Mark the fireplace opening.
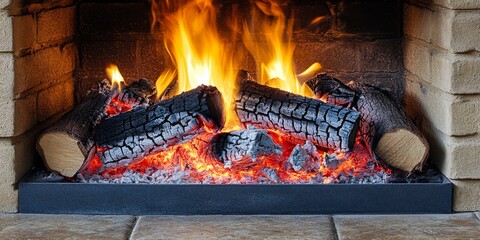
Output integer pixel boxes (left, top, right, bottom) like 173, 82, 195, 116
5, 0, 465, 214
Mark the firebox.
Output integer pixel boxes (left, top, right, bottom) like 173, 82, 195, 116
1, 0, 479, 214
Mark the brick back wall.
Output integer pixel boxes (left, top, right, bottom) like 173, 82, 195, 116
76, 0, 404, 99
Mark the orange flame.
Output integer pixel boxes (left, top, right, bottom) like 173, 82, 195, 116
80, 1, 394, 184
106, 64, 125, 92
242, 0, 321, 97
151, 0, 239, 129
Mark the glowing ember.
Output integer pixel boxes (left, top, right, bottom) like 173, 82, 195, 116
78, 0, 393, 184
81, 125, 391, 184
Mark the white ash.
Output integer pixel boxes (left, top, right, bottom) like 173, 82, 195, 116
77, 166, 391, 184
218, 127, 282, 169
323, 151, 348, 170
28, 169, 65, 182
287, 141, 321, 172
261, 167, 280, 183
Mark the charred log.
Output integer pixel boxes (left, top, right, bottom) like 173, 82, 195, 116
37, 80, 114, 177
235, 74, 361, 151
95, 85, 225, 170
191, 128, 282, 169
117, 78, 155, 105
307, 74, 429, 172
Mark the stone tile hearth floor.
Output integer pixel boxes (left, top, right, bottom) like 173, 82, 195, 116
0, 213, 479, 239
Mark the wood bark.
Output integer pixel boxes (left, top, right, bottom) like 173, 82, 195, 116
37, 80, 114, 177
116, 78, 155, 105
307, 74, 429, 172
235, 74, 361, 152
95, 85, 225, 170
190, 128, 282, 169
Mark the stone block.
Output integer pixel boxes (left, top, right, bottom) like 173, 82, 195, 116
405, 73, 480, 136
405, 3, 480, 53
404, 39, 480, 94
0, 52, 14, 100
0, 10, 12, 52
0, 99, 14, 137
403, 39, 432, 82
37, 80, 74, 122
0, 139, 16, 213
0, 215, 135, 238
37, 7, 75, 44
422, 126, 480, 179
0, 184, 16, 212
0, 53, 14, 137
12, 14, 35, 53
0, 139, 15, 186
404, 3, 432, 43
334, 213, 480, 239
451, 180, 480, 211
14, 94, 36, 136
15, 43, 76, 95
0, 0, 10, 9
131, 216, 335, 239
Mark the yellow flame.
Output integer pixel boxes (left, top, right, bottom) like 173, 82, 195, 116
155, 69, 177, 99
151, 0, 238, 129
106, 64, 125, 91
242, 0, 321, 97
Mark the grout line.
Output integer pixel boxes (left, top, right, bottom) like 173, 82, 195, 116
331, 215, 340, 240
127, 216, 139, 240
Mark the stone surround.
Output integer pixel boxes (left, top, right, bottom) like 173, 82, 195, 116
0, 0, 478, 212
404, 0, 480, 211
0, 0, 76, 212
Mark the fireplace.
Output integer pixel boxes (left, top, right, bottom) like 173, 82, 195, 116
1, 0, 479, 213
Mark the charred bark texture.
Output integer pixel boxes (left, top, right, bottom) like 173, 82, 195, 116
235, 79, 361, 151
37, 80, 114, 177
95, 85, 225, 170
191, 128, 282, 169
307, 74, 429, 172
117, 78, 155, 105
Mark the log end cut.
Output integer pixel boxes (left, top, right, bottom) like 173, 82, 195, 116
37, 132, 89, 178
375, 129, 429, 172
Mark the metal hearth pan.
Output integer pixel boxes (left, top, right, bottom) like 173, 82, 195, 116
18, 169, 452, 215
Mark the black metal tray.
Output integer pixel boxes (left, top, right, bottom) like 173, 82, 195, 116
18, 169, 452, 215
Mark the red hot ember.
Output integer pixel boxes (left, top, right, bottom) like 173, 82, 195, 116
37, 0, 429, 184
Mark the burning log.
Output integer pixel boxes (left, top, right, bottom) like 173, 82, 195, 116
95, 85, 225, 170
235, 72, 361, 151
116, 78, 155, 105
37, 79, 157, 177
307, 74, 429, 172
191, 128, 282, 169
37, 80, 115, 177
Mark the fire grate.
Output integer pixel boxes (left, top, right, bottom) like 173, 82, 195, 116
18, 168, 452, 215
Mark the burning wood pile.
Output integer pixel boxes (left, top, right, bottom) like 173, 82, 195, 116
36, 0, 429, 184
37, 70, 428, 184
